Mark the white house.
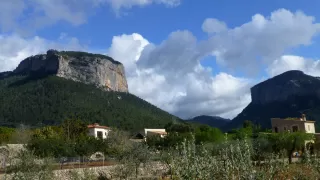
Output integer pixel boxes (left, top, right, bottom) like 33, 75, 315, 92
131, 128, 167, 142
144, 129, 167, 138
87, 123, 110, 139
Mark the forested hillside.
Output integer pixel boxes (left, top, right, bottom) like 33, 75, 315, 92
0, 75, 178, 131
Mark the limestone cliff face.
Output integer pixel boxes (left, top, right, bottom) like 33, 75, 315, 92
250, 70, 320, 105
14, 50, 128, 92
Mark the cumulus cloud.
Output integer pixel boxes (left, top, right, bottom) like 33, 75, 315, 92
0, 0, 99, 34
105, 9, 320, 119
267, 55, 320, 77
0, 0, 181, 33
107, 32, 252, 119
204, 9, 320, 73
0, 33, 85, 72
202, 18, 227, 34
2, 8, 320, 120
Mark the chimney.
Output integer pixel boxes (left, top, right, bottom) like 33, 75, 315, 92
302, 114, 306, 121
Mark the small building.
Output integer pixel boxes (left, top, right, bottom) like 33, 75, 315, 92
271, 114, 315, 133
131, 128, 167, 142
87, 123, 110, 139
144, 128, 167, 138
271, 114, 318, 155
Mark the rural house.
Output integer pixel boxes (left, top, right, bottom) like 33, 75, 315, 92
87, 123, 110, 139
271, 114, 315, 133
131, 128, 167, 142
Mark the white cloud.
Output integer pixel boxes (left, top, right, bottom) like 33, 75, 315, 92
0, 0, 99, 34
108, 32, 252, 119
0, 0, 181, 33
202, 18, 227, 34
204, 9, 320, 73
2, 8, 320, 120
0, 33, 85, 72
267, 55, 320, 77
105, 9, 320, 119
107, 0, 181, 13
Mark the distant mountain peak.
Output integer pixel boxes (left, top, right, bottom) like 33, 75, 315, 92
12, 50, 128, 92
251, 70, 320, 105
225, 70, 320, 131
188, 115, 230, 128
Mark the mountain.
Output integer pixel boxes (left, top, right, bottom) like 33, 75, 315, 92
188, 115, 230, 128
224, 70, 320, 131
0, 50, 178, 131
13, 50, 128, 92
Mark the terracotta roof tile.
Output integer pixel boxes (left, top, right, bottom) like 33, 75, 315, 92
87, 123, 109, 129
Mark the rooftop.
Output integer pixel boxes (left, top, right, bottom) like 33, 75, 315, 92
87, 123, 109, 129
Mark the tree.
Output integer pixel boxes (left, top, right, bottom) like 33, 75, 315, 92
60, 118, 87, 141
269, 132, 314, 163
9, 150, 54, 180
165, 123, 194, 133
130, 143, 151, 178
194, 125, 224, 144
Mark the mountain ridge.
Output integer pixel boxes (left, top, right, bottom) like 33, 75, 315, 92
187, 115, 230, 128
224, 70, 320, 131
0, 51, 179, 131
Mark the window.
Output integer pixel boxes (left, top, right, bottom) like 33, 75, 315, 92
292, 126, 298, 132
274, 127, 278, 133
97, 131, 103, 139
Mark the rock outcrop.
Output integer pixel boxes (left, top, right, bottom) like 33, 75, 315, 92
224, 70, 320, 131
13, 50, 128, 92
251, 70, 320, 105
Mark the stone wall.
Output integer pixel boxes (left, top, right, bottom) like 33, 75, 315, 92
0, 162, 167, 180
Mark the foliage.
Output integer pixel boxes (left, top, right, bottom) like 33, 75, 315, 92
155, 135, 320, 179
194, 125, 224, 143
9, 150, 54, 180
10, 125, 32, 144
149, 123, 224, 149
61, 118, 88, 141
267, 132, 314, 163
0, 75, 177, 131
0, 127, 15, 144
165, 122, 194, 133
27, 120, 106, 159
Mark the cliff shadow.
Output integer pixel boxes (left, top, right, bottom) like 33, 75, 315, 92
8, 71, 53, 87
0, 71, 13, 80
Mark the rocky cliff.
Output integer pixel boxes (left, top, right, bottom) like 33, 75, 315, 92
251, 70, 320, 105
224, 70, 320, 131
13, 50, 128, 92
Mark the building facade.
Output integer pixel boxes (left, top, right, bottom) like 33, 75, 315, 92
87, 123, 110, 139
271, 114, 315, 133
131, 128, 167, 142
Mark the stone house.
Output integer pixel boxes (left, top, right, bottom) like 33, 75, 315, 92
271, 114, 315, 133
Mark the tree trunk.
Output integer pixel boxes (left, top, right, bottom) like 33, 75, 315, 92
136, 165, 138, 179
289, 137, 297, 164
288, 151, 292, 164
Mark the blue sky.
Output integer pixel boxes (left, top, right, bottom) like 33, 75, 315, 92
35, 0, 320, 47
1, 0, 320, 119
33, 0, 320, 76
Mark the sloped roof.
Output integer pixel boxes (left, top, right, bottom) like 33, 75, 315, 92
87, 123, 109, 129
